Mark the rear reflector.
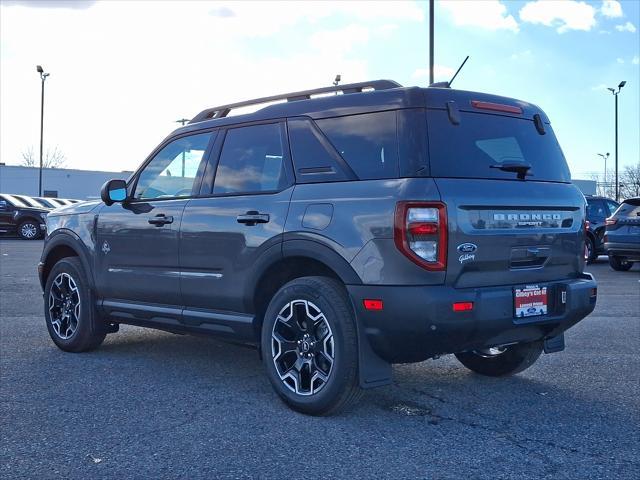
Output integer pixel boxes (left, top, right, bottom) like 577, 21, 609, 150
590, 288, 597, 298
363, 299, 384, 311
471, 100, 523, 114
452, 302, 474, 312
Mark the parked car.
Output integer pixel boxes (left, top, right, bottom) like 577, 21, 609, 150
33, 197, 61, 209
584, 195, 619, 263
38, 80, 597, 415
604, 197, 640, 271
10, 194, 53, 211
0, 193, 48, 239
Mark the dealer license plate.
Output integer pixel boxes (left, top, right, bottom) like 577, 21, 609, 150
514, 285, 548, 318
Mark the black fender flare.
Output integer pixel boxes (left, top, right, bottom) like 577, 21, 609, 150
40, 230, 95, 290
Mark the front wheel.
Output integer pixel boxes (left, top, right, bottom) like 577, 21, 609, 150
609, 255, 633, 271
261, 276, 361, 416
585, 236, 596, 263
44, 257, 106, 352
455, 341, 543, 377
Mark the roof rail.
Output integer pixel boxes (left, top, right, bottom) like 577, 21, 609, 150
189, 79, 402, 124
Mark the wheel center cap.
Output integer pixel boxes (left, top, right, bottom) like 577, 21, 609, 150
300, 340, 310, 353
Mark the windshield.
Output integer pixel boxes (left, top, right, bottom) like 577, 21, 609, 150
0, 194, 29, 207
34, 198, 56, 208
426, 110, 571, 182
13, 195, 43, 208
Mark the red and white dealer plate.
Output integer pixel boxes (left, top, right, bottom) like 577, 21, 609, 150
514, 285, 548, 318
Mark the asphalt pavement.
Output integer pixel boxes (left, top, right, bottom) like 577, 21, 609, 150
1, 239, 638, 479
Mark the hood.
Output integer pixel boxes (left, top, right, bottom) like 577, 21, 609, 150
47, 200, 102, 217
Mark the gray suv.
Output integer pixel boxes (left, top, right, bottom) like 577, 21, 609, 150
39, 80, 597, 415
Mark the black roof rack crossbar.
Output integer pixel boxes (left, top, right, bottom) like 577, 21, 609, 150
188, 79, 402, 124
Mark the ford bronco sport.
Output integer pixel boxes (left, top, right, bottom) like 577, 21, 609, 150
39, 80, 597, 415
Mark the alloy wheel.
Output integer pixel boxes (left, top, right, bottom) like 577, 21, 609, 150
48, 273, 81, 339
271, 299, 334, 396
20, 223, 38, 239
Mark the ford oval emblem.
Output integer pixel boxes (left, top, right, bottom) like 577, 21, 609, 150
457, 243, 478, 254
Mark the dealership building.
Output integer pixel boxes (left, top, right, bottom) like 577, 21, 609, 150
0, 165, 132, 200
1, 164, 597, 201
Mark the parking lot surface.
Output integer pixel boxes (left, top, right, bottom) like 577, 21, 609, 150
1, 239, 638, 479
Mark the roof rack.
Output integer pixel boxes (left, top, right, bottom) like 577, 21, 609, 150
189, 79, 402, 124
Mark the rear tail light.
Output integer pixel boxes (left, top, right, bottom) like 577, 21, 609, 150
394, 202, 447, 270
585, 220, 590, 230
605, 218, 617, 226
471, 100, 523, 114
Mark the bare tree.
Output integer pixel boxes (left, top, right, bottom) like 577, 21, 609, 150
20, 146, 67, 168
619, 163, 640, 200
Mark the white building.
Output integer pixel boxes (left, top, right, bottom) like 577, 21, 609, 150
0, 165, 132, 200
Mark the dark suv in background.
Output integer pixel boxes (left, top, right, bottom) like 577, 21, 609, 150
585, 195, 619, 262
605, 197, 640, 271
0, 194, 48, 240
38, 80, 597, 415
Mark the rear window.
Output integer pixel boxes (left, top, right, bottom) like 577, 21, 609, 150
316, 111, 399, 180
614, 199, 640, 218
426, 110, 571, 182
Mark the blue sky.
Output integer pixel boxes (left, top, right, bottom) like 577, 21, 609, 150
1, 0, 638, 180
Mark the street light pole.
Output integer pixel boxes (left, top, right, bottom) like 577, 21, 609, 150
607, 81, 626, 202
597, 152, 610, 196
429, 0, 434, 85
36, 65, 49, 197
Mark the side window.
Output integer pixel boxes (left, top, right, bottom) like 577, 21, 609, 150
288, 118, 353, 183
315, 111, 399, 180
135, 132, 213, 200
213, 123, 287, 195
586, 200, 606, 218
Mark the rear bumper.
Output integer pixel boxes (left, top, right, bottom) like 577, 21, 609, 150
348, 274, 597, 364
604, 242, 640, 260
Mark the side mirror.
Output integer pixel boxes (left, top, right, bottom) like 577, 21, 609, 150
101, 179, 128, 206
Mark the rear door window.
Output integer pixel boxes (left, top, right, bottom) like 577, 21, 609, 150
426, 110, 571, 182
315, 111, 399, 180
213, 123, 289, 195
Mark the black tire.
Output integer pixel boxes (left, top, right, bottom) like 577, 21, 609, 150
455, 341, 543, 377
17, 219, 41, 240
585, 236, 597, 263
608, 255, 633, 271
44, 257, 106, 352
261, 276, 362, 416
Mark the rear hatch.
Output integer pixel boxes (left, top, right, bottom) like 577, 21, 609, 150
424, 90, 584, 289
607, 199, 640, 243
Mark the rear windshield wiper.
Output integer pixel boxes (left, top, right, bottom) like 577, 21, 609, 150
490, 161, 533, 180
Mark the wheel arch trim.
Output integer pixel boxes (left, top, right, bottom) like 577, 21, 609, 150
40, 230, 94, 290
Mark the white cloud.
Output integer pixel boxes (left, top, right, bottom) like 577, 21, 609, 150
633, 56, 640, 65
510, 49, 532, 60
615, 21, 637, 33
0, 1, 423, 171
616, 57, 625, 64
600, 0, 623, 18
412, 65, 456, 82
440, 1, 518, 33
519, 1, 596, 33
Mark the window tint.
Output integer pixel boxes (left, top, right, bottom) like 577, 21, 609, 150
288, 118, 353, 183
426, 110, 571, 182
587, 199, 607, 218
213, 123, 287, 194
135, 132, 212, 200
316, 111, 399, 180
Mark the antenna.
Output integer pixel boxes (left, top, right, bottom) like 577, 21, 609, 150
429, 55, 469, 89
448, 55, 469, 87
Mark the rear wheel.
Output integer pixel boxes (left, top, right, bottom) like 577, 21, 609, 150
261, 276, 361, 416
609, 255, 633, 271
44, 257, 106, 352
455, 341, 543, 377
585, 236, 596, 263
18, 219, 40, 240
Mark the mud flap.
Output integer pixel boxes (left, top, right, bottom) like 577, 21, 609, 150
544, 332, 565, 354
357, 324, 392, 389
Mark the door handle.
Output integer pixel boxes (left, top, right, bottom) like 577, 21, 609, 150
236, 211, 270, 226
148, 214, 174, 226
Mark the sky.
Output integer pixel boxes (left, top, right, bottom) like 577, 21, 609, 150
0, 0, 638, 181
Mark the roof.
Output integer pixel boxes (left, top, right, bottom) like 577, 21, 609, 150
173, 80, 549, 137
